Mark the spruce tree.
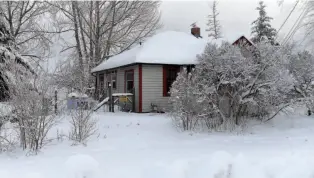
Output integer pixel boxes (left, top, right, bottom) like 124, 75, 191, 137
0, 14, 33, 101
251, 1, 277, 45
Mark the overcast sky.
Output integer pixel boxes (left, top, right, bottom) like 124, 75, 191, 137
159, 0, 305, 43
47, 0, 307, 72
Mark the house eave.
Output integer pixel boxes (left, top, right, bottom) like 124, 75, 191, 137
91, 62, 197, 74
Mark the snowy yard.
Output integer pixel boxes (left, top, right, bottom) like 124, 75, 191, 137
3, 0, 314, 178
0, 111, 314, 178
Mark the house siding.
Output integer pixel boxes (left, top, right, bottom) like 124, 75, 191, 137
96, 71, 105, 97
97, 64, 139, 112
142, 64, 170, 112
116, 65, 139, 112
96, 64, 186, 113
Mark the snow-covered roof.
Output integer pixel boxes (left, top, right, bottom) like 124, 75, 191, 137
232, 35, 255, 47
92, 31, 207, 72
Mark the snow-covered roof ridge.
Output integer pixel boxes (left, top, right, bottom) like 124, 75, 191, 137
232, 35, 255, 46
91, 31, 207, 72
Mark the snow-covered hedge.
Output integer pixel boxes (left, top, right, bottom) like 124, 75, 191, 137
169, 42, 309, 131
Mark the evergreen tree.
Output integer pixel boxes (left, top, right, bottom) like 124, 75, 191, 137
206, 0, 222, 40
251, 1, 277, 44
0, 14, 33, 101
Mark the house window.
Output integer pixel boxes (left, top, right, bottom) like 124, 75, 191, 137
163, 65, 180, 96
99, 74, 104, 90
186, 65, 195, 73
111, 71, 117, 89
106, 70, 117, 89
125, 70, 134, 93
106, 73, 111, 88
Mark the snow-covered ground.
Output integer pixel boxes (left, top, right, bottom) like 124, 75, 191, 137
1, 110, 314, 178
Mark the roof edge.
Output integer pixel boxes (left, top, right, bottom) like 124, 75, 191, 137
91, 62, 197, 73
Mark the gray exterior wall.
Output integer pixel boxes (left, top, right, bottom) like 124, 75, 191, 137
142, 64, 170, 112
96, 64, 186, 113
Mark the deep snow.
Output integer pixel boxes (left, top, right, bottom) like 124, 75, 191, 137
0, 110, 314, 178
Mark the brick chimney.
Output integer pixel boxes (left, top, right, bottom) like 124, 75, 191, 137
191, 23, 201, 38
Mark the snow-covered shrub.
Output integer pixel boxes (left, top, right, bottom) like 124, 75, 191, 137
0, 107, 18, 152
10, 71, 60, 152
195, 42, 293, 129
0, 14, 58, 152
170, 42, 294, 131
69, 106, 97, 144
288, 50, 314, 115
169, 68, 203, 131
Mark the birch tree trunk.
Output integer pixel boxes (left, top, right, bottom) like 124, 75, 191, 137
71, 1, 85, 88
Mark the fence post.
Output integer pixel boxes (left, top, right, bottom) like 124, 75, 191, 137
132, 88, 135, 112
55, 89, 58, 114
108, 83, 112, 112
112, 92, 115, 113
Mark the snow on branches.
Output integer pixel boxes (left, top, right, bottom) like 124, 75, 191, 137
251, 1, 277, 45
169, 68, 202, 131
288, 50, 314, 115
170, 42, 296, 131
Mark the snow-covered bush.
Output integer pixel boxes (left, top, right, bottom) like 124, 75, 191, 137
288, 50, 314, 115
69, 106, 97, 145
169, 68, 203, 131
0, 13, 58, 152
170, 42, 294, 131
0, 104, 17, 152
10, 71, 60, 152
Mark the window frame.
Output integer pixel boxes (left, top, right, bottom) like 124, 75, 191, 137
186, 65, 195, 74
106, 70, 117, 89
99, 73, 105, 91
125, 69, 134, 93
163, 65, 180, 97
106, 72, 111, 88
111, 71, 117, 89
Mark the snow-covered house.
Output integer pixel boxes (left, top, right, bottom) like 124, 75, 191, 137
91, 26, 207, 113
91, 26, 255, 113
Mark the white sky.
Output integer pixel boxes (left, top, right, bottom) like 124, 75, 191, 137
159, 0, 305, 43
47, 0, 308, 72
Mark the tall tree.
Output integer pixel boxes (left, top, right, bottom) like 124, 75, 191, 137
0, 1, 56, 68
0, 13, 34, 101
50, 1, 162, 90
206, 0, 222, 40
251, 1, 277, 44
